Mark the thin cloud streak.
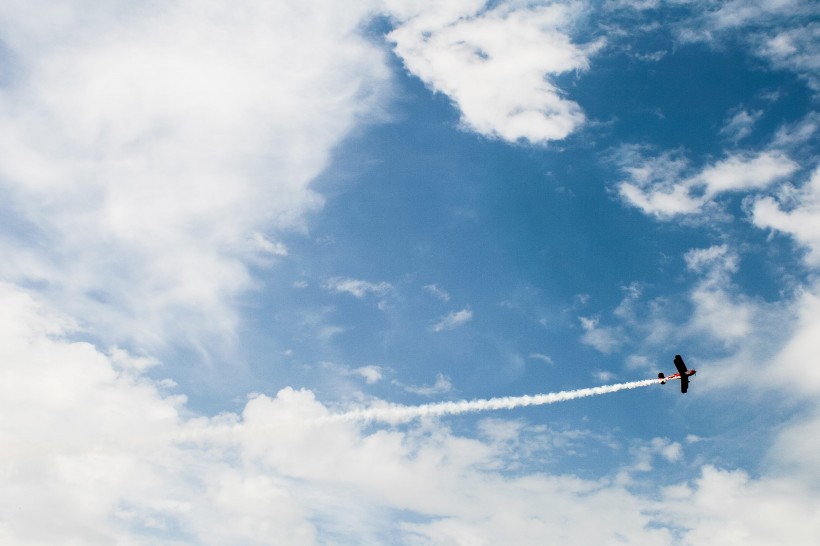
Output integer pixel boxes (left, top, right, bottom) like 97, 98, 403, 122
431, 308, 473, 331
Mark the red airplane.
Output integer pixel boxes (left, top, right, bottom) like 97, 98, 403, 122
658, 355, 696, 393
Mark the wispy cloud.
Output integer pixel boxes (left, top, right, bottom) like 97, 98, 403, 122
353, 365, 384, 385
579, 316, 621, 354
249, 232, 288, 256
593, 369, 616, 382
528, 352, 554, 365
431, 308, 473, 332
673, 0, 820, 91
321, 361, 386, 385
617, 148, 798, 218
324, 277, 392, 299
751, 165, 820, 265
404, 373, 453, 396
721, 108, 763, 142
757, 23, 820, 91
423, 283, 451, 302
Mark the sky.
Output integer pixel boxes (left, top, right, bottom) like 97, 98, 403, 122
1, 0, 819, 544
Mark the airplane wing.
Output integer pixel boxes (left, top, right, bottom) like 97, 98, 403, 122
674, 355, 688, 375
674, 355, 689, 393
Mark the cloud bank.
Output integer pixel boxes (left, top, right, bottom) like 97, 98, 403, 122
4, 281, 820, 544
0, 0, 389, 347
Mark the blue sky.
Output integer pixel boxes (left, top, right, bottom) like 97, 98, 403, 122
1, 1, 820, 544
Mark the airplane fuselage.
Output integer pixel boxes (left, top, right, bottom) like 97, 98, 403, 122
658, 369, 696, 384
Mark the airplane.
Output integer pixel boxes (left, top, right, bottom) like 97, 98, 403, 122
658, 355, 696, 393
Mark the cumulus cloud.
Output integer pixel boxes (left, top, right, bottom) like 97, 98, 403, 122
0, 0, 389, 347
660, 465, 820, 546
387, 0, 600, 143
4, 281, 820, 544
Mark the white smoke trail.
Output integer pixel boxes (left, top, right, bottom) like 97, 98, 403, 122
169, 378, 666, 444
332, 377, 663, 424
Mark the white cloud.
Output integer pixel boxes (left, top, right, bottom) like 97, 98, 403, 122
627, 437, 683, 473
404, 373, 453, 396
757, 22, 820, 91
604, 0, 661, 10
772, 111, 819, 148
324, 277, 393, 299
423, 283, 451, 302
684, 245, 756, 344
751, 166, 820, 265
431, 307, 473, 332
684, 244, 738, 277
660, 466, 820, 546
696, 152, 799, 196
387, 0, 599, 143
0, 0, 390, 347
707, 0, 806, 30
353, 365, 384, 385
249, 232, 288, 257
528, 352, 555, 365
758, 285, 820, 396
769, 410, 820, 484
594, 369, 616, 382
619, 181, 704, 216
4, 282, 820, 544
615, 148, 703, 217
617, 150, 798, 218
579, 316, 621, 354
721, 109, 763, 142
675, 0, 820, 91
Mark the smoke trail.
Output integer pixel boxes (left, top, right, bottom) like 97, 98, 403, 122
333, 377, 663, 424
168, 378, 667, 445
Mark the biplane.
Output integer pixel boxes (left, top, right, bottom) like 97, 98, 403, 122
658, 355, 696, 393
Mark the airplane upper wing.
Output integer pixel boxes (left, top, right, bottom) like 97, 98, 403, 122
674, 355, 688, 375
675, 355, 689, 393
